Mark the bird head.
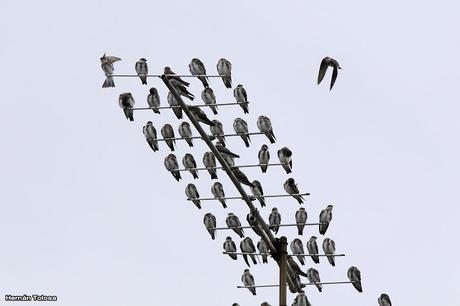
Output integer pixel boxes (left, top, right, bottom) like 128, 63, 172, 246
149, 87, 157, 94
147, 121, 152, 125
327, 205, 334, 210
310, 236, 317, 240
261, 144, 268, 150
287, 178, 295, 185
243, 269, 250, 273
272, 207, 278, 212
140, 58, 147, 61
226, 236, 232, 241
299, 207, 305, 211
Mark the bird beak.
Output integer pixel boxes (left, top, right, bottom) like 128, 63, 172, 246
339, 67, 343, 70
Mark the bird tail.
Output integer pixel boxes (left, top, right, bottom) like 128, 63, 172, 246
251, 254, 258, 265
312, 256, 319, 264
153, 108, 160, 114
230, 254, 237, 260
173, 172, 181, 182
140, 75, 147, 85
210, 171, 218, 180
354, 282, 363, 293
123, 109, 134, 121
219, 199, 227, 208
259, 198, 266, 207
193, 200, 201, 209
192, 171, 199, 179
316, 284, 322, 292
298, 256, 305, 266
243, 255, 250, 267
200, 77, 209, 88
239, 102, 249, 114
218, 137, 226, 146
210, 105, 218, 115
262, 255, 268, 264
297, 226, 303, 236
166, 141, 175, 151
327, 256, 335, 267
223, 76, 232, 88
261, 164, 267, 173
102, 76, 115, 88
186, 138, 193, 147
174, 109, 183, 120
242, 136, 250, 147
267, 132, 276, 144
147, 139, 158, 152
283, 164, 292, 174
295, 195, 304, 204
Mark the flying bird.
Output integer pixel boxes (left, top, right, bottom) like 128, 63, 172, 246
287, 257, 308, 277
188, 105, 215, 126
306, 236, 320, 264
347, 266, 363, 293
217, 58, 232, 88
161, 124, 176, 151
147, 87, 161, 114
318, 57, 342, 90
319, 205, 333, 235
211, 182, 226, 208
240, 237, 258, 266
223, 237, 237, 260
167, 92, 183, 119
100, 53, 121, 88
250, 180, 265, 207
135, 58, 148, 85
143, 121, 158, 152
226, 213, 244, 238
182, 153, 199, 179
290, 238, 306, 266
284, 178, 304, 204
295, 207, 308, 235
118, 92, 135, 121
189, 58, 209, 88
210, 120, 226, 146
322, 238, 336, 266
203, 213, 216, 240
378, 294, 392, 306
257, 116, 276, 144
258, 145, 270, 173
232, 167, 255, 188
201, 87, 218, 115
164, 154, 181, 181
216, 141, 240, 158
257, 239, 269, 263
203, 152, 218, 180
233, 118, 251, 147
241, 269, 256, 295
269, 207, 281, 234
306, 268, 322, 292
178, 122, 193, 147
293, 290, 312, 306
233, 85, 249, 113
185, 183, 201, 209
277, 147, 293, 174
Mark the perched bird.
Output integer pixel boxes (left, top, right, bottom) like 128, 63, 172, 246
178, 122, 193, 147
319, 205, 333, 235
161, 124, 176, 151
240, 237, 258, 267
306, 268, 322, 292
347, 266, 363, 293
118, 92, 135, 121
318, 57, 342, 90
232, 304, 240, 306
290, 238, 306, 266
378, 294, 392, 306
322, 238, 336, 266
295, 207, 308, 235
233, 85, 249, 113
278, 147, 293, 174
189, 58, 209, 88
147, 87, 161, 114
284, 178, 304, 204
217, 58, 232, 88
100, 53, 121, 88
258, 145, 270, 173
292, 290, 312, 306
223, 236, 237, 260
246, 213, 262, 237
257, 116, 276, 144
203, 152, 218, 179
241, 269, 256, 296
185, 183, 201, 209
223, 154, 235, 167
164, 66, 190, 87
211, 182, 226, 208
164, 67, 195, 100
233, 118, 251, 147
188, 105, 215, 126
142, 121, 158, 152
257, 239, 269, 263
226, 213, 244, 238
287, 257, 308, 277
269, 208, 281, 234
203, 213, 216, 240
167, 92, 183, 119
182, 153, 199, 179
250, 180, 265, 207
306, 236, 320, 264
201, 87, 218, 115
216, 141, 240, 158
232, 167, 255, 188
210, 120, 226, 146
164, 154, 181, 181
135, 58, 148, 85
260, 302, 271, 306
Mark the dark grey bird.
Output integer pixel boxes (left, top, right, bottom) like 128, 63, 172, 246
100, 54, 121, 88
118, 92, 135, 121
288, 257, 308, 277
178, 122, 193, 147
232, 167, 255, 188
293, 290, 312, 306
257, 116, 276, 144
187, 105, 215, 126
161, 124, 176, 151
233, 84, 249, 113
135, 58, 148, 85
201, 87, 218, 115
203, 213, 216, 240
242, 269, 256, 296
306, 268, 322, 292
258, 145, 270, 173
319, 205, 333, 235
217, 58, 232, 88
226, 213, 244, 238
250, 180, 265, 207
189, 58, 209, 88
233, 118, 250, 147
142, 121, 158, 152
164, 67, 194, 100
246, 213, 262, 237
210, 120, 226, 146
257, 239, 269, 263
182, 153, 198, 179
167, 92, 183, 119
240, 237, 258, 267
164, 66, 190, 87
223, 236, 237, 260
185, 183, 201, 209
147, 87, 160, 114
307, 236, 320, 264
223, 154, 235, 167
378, 294, 392, 306
216, 141, 240, 158
347, 266, 363, 293
277, 147, 293, 174
295, 207, 308, 235
211, 182, 226, 208
284, 178, 304, 204
290, 238, 306, 266
232, 303, 240, 306
318, 57, 342, 90
322, 238, 336, 266
203, 152, 218, 179
260, 302, 271, 306
269, 207, 281, 234
164, 154, 181, 181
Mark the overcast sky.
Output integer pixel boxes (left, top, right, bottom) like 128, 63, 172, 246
1, 0, 459, 305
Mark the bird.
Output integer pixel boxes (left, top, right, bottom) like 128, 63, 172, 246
233, 118, 251, 147
258, 145, 270, 173
269, 208, 281, 234
378, 294, 392, 306
167, 92, 183, 119
201, 87, 218, 115
232, 304, 240, 306
287, 257, 308, 277
189, 58, 209, 88
223, 154, 235, 167
223, 237, 237, 260
118, 92, 135, 121
164, 67, 195, 100
257, 116, 276, 144
185, 183, 201, 209
233, 85, 249, 113
210, 120, 226, 146
187, 105, 215, 126
290, 238, 306, 266
347, 266, 363, 293
147, 87, 161, 114
164, 154, 181, 181
260, 302, 271, 306
203, 152, 218, 179
100, 53, 121, 88
240, 237, 258, 266
246, 213, 262, 237
306, 236, 320, 264
217, 58, 232, 88
250, 180, 265, 207
203, 213, 216, 240
142, 121, 158, 152
241, 269, 256, 295
178, 122, 193, 147
318, 57, 342, 90
284, 178, 304, 204
135, 58, 148, 85
293, 290, 312, 306
164, 66, 190, 87
295, 207, 308, 235
277, 147, 293, 174
211, 182, 226, 208
182, 153, 199, 179
232, 167, 255, 188
257, 239, 269, 263
161, 124, 176, 151
306, 268, 322, 292
319, 205, 333, 235
226, 213, 244, 238
216, 141, 240, 158
322, 238, 336, 266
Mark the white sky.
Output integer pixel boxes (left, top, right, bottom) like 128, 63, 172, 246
1, 0, 459, 305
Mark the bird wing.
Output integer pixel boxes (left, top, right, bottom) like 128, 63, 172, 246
318, 58, 329, 84
106, 56, 121, 63
330, 67, 338, 90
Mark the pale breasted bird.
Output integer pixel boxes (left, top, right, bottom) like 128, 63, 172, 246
246, 212, 262, 237
269, 207, 281, 234
161, 124, 176, 151
164, 154, 181, 181
233, 84, 249, 113
211, 181, 226, 208
241, 269, 256, 296
319, 205, 333, 235
250, 180, 266, 207
178, 121, 193, 147
226, 213, 244, 238
118, 92, 135, 121
185, 183, 201, 209
167, 92, 183, 120
284, 178, 304, 204
189, 58, 209, 88
322, 237, 336, 266
378, 294, 392, 306
317, 57, 342, 90
203, 213, 216, 240
203, 152, 218, 180
257, 239, 269, 263
295, 207, 308, 235
217, 58, 232, 88
182, 153, 199, 179
233, 118, 251, 147
240, 237, 258, 266
257, 116, 276, 144
147, 87, 161, 114
347, 266, 363, 293
258, 145, 270, 173
100, 53, 121, 88
143, 121, 158, 152
277, 147, 293, 174
223, 236, 237, 260
135, 58, 148, 85
307, 236, 320, 264
290, 238, 306, 266
201, 87, 218, 115
210, 120, 226, 146
306, 268, 322, 292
